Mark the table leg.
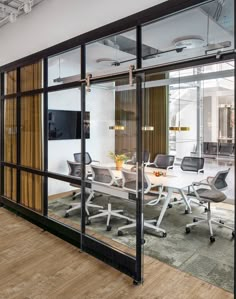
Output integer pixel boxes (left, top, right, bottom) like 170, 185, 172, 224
156, 188, 173, 227
179, 189, 192, 213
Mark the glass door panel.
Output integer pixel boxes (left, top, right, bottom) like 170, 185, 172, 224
84, 77, 138, 259
140, 60, 234, 293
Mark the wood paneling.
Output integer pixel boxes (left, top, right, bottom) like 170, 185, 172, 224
20, 61, 43, 213
115, 74, 167, 161
0, 208, 233, 299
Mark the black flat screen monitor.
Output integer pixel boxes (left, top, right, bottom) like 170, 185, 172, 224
48, 110, 90, 140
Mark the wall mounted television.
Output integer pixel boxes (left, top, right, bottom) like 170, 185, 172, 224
48, 110, 90, 140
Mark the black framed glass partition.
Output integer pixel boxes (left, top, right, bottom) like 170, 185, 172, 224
0, 0, 235, 290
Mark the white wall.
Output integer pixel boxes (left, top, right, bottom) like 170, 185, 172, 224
48, 85, 115, 195
0, 0, 166, 66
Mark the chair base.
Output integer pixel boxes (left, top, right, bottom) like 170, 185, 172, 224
117, 219, 166, 237
88, 202, 131, 229
186, 203, 234, 241
65, 191, 103, 217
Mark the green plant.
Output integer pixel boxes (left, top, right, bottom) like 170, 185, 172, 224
108, 151, 128, 162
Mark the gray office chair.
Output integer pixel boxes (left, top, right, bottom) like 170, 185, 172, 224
147, 154, 175, 204
64, 161, 103, 217
148, 154, 175, 170
74, 152, 99, 164
170, 156, 205, 210
87, 165, 131, 231
181, 156, 204, 173
185, 168, 234, 242
117, 169, 166, 237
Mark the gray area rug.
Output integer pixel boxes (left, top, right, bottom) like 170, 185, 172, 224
48, 193, 234, 293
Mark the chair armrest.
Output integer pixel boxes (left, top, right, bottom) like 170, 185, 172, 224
207, 176, 214, 184
197, 168, 204, 174
167, 165, 173, 170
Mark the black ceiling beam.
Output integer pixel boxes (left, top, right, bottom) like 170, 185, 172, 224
0, 0, 212, 72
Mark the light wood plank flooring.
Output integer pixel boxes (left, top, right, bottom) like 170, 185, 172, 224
0, 207, 233, 299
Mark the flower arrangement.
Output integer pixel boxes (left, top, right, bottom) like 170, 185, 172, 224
108, 151, 128, 162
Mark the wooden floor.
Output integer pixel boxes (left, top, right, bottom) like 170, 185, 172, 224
0, 208, 233, 299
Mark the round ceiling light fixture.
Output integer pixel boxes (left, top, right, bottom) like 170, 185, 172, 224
96, 58, 119, 66
173, 36, 204, 49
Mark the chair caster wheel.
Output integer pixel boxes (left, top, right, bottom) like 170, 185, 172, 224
162, 232, 167, 238
174, 198, 178, 202
186, 227, 191, 234
219, 220, 224, 224
126, 219, 132, 225
210, 236, 215, 243
86, 219, 91, 225
106, 225, 112, 231
64, 213, 69, 218
118, 230, 123, 236
185, 209, 189, 214
68, 205, 72, 209
193, 218, 198, 222
232, 231, 235, 238
168, 204, 172, 208
204, 208, 208, 212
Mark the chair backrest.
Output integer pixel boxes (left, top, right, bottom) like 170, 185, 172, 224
211, 168, 230, 191
181, 156, 204, 172
127, 150, 150, 164
74, 152, 92, 164
153, 154, 175, 169
67, 160, 82, 178
121, 169, 150, 193
90, 165, 115, 186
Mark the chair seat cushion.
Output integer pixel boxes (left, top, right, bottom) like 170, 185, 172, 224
188, 188, 226, 202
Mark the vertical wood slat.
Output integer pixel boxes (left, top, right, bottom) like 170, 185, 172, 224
115, 75, 167, 160
20, 61, 43, 213
4, 71, 17, 201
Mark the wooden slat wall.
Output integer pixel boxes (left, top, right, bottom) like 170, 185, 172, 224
115, 74, 167, 161
20, 61, 43, 213
4, 71, 17, 201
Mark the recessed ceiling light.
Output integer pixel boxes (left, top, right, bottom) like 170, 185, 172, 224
96, 58, 119, 66
173, 36, 204, 49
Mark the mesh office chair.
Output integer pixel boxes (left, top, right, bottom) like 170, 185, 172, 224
180, 156, 204, 173
148, 154, 175, 170
185, 168, 234, 242
117, 169, 166, 237
170, 156, 205, 209
64, 161, 103, 217
87, 165, 131, 231
74, 152, 99, 164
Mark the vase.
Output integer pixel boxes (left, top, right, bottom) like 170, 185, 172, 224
116, 160, 123, 170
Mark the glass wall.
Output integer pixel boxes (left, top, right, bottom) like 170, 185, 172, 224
48, 47, 81, 86
0, 0, 235, 288
142, 0, 234, 68
141, 60, 234, 292
83, 77, 137, 257
86, 29, 136, 77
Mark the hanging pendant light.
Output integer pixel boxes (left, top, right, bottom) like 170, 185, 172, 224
169, 71, 190, 132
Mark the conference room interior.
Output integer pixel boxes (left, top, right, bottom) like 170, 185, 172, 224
2, 0, 235, 292
47, 56, 235, 292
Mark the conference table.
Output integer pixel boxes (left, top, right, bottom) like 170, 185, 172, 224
89, 164, 214, 232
